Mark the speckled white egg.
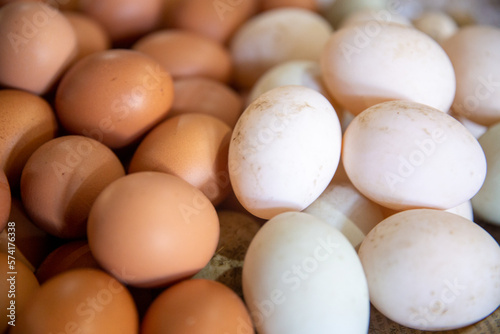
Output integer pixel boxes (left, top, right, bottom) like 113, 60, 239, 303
243, 211, 369, 334
472, 122, 500, 226
321, 23, 456, 115
229, 85, 342, 219
342, 100, 486, 211
358, 209, 500, 331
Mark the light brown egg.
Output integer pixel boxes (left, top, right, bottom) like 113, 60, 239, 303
260, 0, 317, 11
129, 114, 232, 206
87, 172, 220, 288
0, 253, 39, 333
63, 11, 111, 63
78, 0, 163, 44
0, 1, 77, 94
164, 0, 259, 44
55, 49, 174, 149
0, 89, 58, 187
169, 77, 243, 128
35, 240, 100, 284
141, 279, 254, 334
20, 136, 125, 239
0, 170, 11, 231
133, 30, 232, 83
11, 268, 139, 334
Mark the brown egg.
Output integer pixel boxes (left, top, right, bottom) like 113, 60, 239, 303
141, 279, 254, 334
133, 30, 232, 83
260, 0, 317, 11
193, 210, 261, 297
35, 240, 100, 284
11, 268, 138, 334
0, 253, 39, 333
0, 2, 77, 94
0, 89, 58, 187
63, 11, 111, 63
55, 49, 174, 149
129, 114, 232, 206
169, 77, 243, 128
0, 170, 10, 231
164, 0, 259, 44
21, 135, 125, 239
78, 0, 163, 44
87, 172, 220, 288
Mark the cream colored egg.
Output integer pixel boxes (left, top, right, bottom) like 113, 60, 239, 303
243, 212, 369, 334
342, 100, 486, 211
303, 180, 384, 249
321, 23, 456, 115
413, 11, 458, 44
472, 122, 500, 226
230, 8, 332, 88
229, 85, 342, 219
359, 209, 500, 330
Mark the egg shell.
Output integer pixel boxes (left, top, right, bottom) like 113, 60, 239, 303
320, 23, 456, 115
193, 210, 261, 297
342, 100, 487, 211
230, 8, 332, 88
164, 0, 259, 44
35, 240, 100, 284
78, 0, 163, 43
168, 77, 243, 128
442, 25, 500, 126
0, 89, 58, 187
133, 30, 233, 83
243, 211, 369, 333
129, 113, 232, 206
0, 1, 77, 94
412, 11, 458, 44
228, 85, 342, 219
55, 49, 174, 149
141, 279, 254, 333
87, 172, 219, 288
445, 200, 474, 221
63, 11, 111, 63
260, 0, 317, 11
0, 252, 39, 333
20, 135, 125, 239
358, 209, 500, 330
339, 8, 412, 28
320, 0, 388, 28
11, 268, 138, 334
0, 170, 11, 231
303, 180, 384, 249
472, 122, 500, 225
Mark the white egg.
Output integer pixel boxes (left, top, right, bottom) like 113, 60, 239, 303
358, 209, 500, 331
243, 211, 369, 334
472, 122, 500, 226
321, 23, 456, 115
342, 100, 486, 211
229, 85, 342, 219
303, 180, 384, 249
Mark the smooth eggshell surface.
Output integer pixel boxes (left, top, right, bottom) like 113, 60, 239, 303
442, 25, 500, 126
472, 121, 500, 225
87, 172, 219, 288
11, 268, 138, 334
55, 49, 174, 149
229, 85, 342, 219
0, 2, 77, 94
342, 100, 486, 211
358, 209, 500, 331
321, 23, 456, 115
141, 279, 254, 334
243, 211, 369, 334
0, 89, 58, 186
129, 113, 232, 206
230, 8, 332, 88
21, 135, 125, 239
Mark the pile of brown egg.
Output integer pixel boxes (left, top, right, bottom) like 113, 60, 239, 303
0, 0, 499, 333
